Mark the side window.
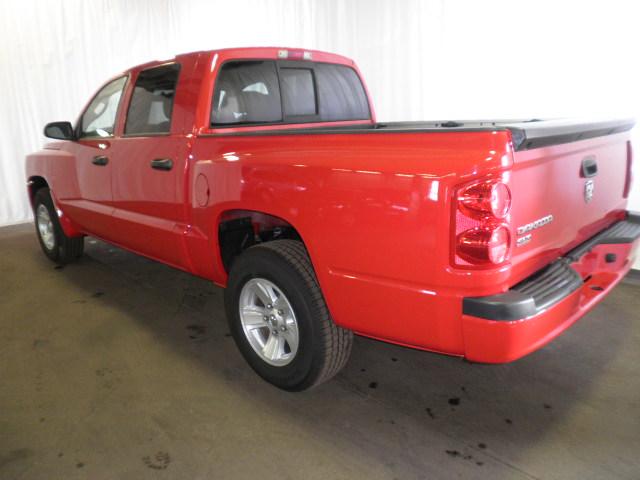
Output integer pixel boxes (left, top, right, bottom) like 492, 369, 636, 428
211, 61, 282, 125
125, 64, 180, 135
315, 64, 370, 121
280, 68, 316, 117
80, 76, 127, 137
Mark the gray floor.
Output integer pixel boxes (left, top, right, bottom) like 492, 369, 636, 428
1, 223, 639, 480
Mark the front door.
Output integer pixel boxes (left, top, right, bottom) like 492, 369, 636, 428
62, 76, 127, 241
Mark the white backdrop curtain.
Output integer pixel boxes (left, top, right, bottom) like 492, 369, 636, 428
1, 0, 639, 227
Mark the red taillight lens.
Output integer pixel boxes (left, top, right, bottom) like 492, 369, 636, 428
457, 225, 511, 265
458, 180, 512, 219
454, 176, 513, 266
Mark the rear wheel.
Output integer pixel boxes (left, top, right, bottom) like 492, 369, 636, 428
225, 240, 353, 391
33, 188, 84, 264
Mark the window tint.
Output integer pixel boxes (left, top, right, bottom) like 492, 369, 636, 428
80, 76, 127, 137
280, 68, 316, 116
211, 61, 282, 125
125, 64, 180, 135
316, 64, 369, 121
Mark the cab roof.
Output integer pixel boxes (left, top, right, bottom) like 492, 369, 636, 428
130, 47, 355, 73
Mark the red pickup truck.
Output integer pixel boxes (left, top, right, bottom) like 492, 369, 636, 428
26, 47, 639, 390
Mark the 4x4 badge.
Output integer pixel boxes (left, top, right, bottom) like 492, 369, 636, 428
584, 180, 594, 203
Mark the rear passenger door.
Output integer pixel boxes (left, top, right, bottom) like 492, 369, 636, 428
109, 63, 190, 268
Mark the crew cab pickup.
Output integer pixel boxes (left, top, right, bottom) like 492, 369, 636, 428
26, 47, 639, 390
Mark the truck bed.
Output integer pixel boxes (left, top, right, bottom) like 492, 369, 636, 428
202, 115, 635, 298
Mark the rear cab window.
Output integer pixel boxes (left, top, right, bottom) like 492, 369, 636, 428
315, 64, 369, 121
210, 59, 370, 128
280, 67, 317, 117
211, 61, 282, 125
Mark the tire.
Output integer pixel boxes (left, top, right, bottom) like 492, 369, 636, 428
225, 240, 353, 391
33, 188, 84, 264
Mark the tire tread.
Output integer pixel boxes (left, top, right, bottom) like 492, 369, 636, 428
256, 240, 353, 388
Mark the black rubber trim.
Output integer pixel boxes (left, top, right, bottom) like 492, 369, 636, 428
200, 117, 635, 152
463, 213, 640, 321
507, 118, 635, 151
565, 213, 640, 261
463, 259, 582, 321
463, 291, 537, 321
200, 123, 510, 138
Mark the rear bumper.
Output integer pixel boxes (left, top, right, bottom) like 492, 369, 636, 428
462, 213, 640, 363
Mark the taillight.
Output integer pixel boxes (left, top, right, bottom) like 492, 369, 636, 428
458, 180, 512, 219
454, 176, 512, 266
457, 225, 511, 264
624, 140, 633, 198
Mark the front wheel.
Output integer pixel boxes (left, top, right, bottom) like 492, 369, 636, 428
225, 240, 353, 391
33, 188, 84, 264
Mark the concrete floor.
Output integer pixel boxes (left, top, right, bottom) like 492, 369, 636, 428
1, 223, 639, 480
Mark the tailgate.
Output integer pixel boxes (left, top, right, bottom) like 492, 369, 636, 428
508, 126, 633, 284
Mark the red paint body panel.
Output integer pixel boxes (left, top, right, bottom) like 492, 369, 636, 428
508, 133, 630, 286
25, 47, 636, 363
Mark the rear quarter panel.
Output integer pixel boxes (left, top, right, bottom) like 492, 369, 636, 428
190, 130, 513, 352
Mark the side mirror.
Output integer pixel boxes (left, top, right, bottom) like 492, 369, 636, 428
44, 121, 75, 141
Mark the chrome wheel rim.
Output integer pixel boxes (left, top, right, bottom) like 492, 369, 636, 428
239, 278, 299, 367
36, 204, 55, 251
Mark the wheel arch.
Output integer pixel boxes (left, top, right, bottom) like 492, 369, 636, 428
27, 175, 50, 208
28, 176, 83, 238
217, 209, 311, 275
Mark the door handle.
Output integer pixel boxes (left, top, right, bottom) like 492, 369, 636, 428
581, 156, 598, 178
150, 158, 173, 171
92, 155, 109, 166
